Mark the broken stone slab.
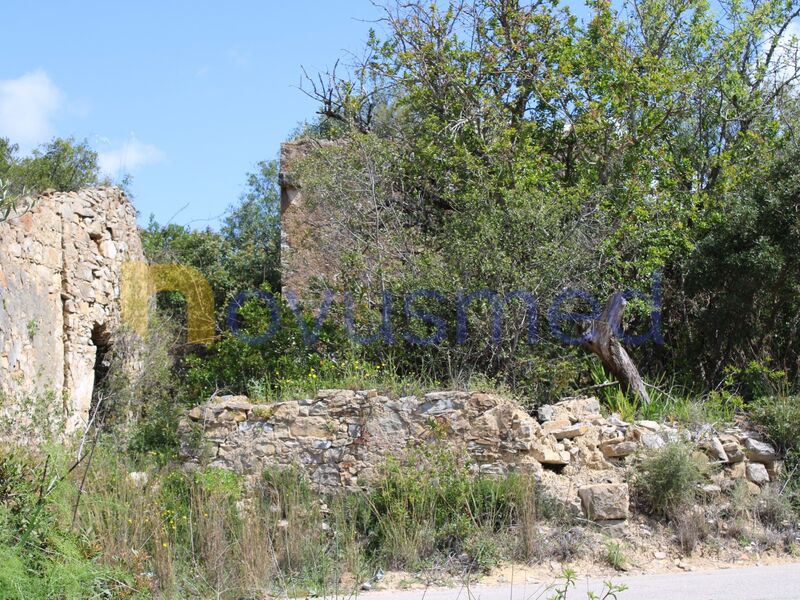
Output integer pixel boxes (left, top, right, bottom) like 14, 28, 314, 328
550, 423, 590, 440
707, 437, 729, 462
210, 396, 253, 412
608, 415, 630, 428
744, 438, 778, 464
187, 406, 215, 421
746, 462, 770, 486
728, 461, 747, 480
601, 440, 638, 458
556, 396, 601, 420
531, 445, 571, 465
578, 483, 629, 521
635, 420, 661, 432
722, 441, 744, 463
538, 404, 571, 423
639, 432, 666, 450
420, 391, 467, 415
542, 419, 572, 435
290, 417, 334, 438
218, 409, 247, 423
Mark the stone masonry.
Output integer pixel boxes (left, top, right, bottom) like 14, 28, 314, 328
181, 389, 783, 523
279, 139, 341, 296
0, 187, 145, 435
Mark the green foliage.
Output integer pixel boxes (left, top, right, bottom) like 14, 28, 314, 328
749, 395, 800, 455
0, 137, 101, 194
723, 361, 791, 402
633, 442, 708, 518
603, 539, 626, 571
364, 443, 540, 571
0, 177, 30, 221
750, 394, 800, 511
0, 449, 140, 599
671, 145, 800, 383
548, 568, 628, 600
295, 0, 800, 397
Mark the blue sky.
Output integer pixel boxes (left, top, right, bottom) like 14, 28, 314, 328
0, 1, 385, 228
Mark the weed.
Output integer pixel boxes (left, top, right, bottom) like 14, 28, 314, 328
603, 539, 626, 570
547, 568, 628, 599
674, 507, 708, 555
26, 319, 38, 340
755, 486, 797, 531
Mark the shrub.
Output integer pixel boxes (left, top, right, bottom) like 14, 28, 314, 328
364, 443, 541, 571
749, 395, 800, 455
756, 487, 797, 531
603, 539, 626, 571
750, 395, 800, 513
633, 442, 707, 518
0, 449, 140, 599
674, 507, 708, 555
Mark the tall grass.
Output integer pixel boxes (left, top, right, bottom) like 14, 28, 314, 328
589, 362, 742, 425
0, 441, 573, 599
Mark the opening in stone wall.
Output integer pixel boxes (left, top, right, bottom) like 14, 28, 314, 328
90, 322, 112, 416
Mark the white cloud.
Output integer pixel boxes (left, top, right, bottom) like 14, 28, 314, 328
0, 70, 63, 148
98, 135, 165, 177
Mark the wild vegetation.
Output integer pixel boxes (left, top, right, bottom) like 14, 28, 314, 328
2, 0, 800, 597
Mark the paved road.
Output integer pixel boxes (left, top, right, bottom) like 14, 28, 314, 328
353, 563, 800, 600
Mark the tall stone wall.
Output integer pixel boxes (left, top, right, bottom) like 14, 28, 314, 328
279, 139, 341, 296
0, 187, 145, 435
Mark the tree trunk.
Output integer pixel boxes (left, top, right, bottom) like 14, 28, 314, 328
582, 293, 651, 405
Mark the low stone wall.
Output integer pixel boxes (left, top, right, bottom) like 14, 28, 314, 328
180, 389, 782, 523
180, 389, 551, 491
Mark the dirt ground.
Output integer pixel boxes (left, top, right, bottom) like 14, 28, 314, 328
368, 514, 799, 593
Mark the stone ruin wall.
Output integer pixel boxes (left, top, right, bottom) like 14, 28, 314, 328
180, 390, 783, 523
279, 139, 344, 296
0, 187, 145, 435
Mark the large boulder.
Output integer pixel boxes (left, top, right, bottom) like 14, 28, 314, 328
744, 438, 778, 464
578, 483, 630, 521
746, 462, 770, 486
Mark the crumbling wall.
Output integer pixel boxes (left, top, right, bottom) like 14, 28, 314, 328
180, 389, 782, 523
0, 187, 145, 435
279, 139, 342, 295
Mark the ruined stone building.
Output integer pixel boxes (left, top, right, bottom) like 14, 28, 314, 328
279, 139, 342, 296
0, 188, 145, 435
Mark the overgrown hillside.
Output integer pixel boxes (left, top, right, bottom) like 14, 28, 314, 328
1, 0, 799, 598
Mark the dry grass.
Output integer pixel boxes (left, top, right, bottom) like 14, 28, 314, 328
674, 506, 709, 555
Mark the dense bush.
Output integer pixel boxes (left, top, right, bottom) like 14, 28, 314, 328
286, 0, 800, 401
632, 443, 708, 518
749, 395, 800, 456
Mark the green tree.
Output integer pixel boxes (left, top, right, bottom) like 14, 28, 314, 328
296, 0, 800, 393
142, 159, 282, 318
220, 159, 281, 293
0, 136, 101, 198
